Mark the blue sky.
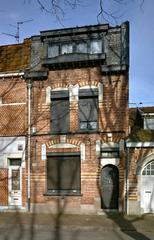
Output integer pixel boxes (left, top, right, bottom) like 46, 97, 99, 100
0, 0, 154, 106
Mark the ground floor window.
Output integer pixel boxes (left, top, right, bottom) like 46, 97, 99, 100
47, 153, 80, 195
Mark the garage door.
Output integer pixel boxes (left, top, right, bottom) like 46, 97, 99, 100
141, 161, 154, 213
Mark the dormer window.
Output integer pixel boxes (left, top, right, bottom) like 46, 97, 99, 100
90, 40, 102, 54
76, 42, 88, 53
47, 39, 103, 58
48, 44, 59, 58
144, 115, 154, 130
61, 43, 73, 54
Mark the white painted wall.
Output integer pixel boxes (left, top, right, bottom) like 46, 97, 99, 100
0, 137, 26, 168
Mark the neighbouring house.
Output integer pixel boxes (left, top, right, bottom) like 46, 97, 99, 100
0, 22, 129, 214
0, 39, 31, 209
126, 107, 154, 214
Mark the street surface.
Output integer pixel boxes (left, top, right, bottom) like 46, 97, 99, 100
0, 212, 154, 240
0, 226, 153, 240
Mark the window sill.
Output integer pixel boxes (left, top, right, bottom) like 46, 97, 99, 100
50, 129, 100, 135
50, 131, 69, 135
77, 129, 98, 134
44, 191, 82, 197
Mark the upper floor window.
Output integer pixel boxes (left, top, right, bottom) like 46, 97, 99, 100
51, 90, 69, 133
144, 116, 154, 130
90, 40, 102, 54
76, 42, 88, 53
79, 89, 98, 131
47, 39, 103, 58
61, 43, 73, 54
48, 44, 59, 58
101, 148, 119, 158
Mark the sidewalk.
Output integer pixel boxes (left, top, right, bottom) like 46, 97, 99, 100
0, 212, 154, 232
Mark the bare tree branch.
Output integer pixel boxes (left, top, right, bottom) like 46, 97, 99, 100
23, 0, 145, 25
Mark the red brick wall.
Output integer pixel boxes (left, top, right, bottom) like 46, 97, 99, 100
0, 77, 27, 136
128, 148, 154, 201
0, 76, 27, 207
0, 169, 8, 205
28, 66, 128, 212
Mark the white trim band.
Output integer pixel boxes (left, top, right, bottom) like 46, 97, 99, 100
126, 142, 154, 148
0, 72, 24, 78
0, 103, 26, 106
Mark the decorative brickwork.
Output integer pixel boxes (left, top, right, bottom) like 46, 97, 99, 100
0, 22, 130, 213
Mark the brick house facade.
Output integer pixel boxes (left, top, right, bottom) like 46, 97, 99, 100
126, 107, 154, 214
0, 22, 129, 214
0, 39, 31, 209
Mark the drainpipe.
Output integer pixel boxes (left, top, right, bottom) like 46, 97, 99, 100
125, 145, 129, 214
27, 79, 32, 211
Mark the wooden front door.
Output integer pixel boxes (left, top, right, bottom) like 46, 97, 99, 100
101, 165, 119, 210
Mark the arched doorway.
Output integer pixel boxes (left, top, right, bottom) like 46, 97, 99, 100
101, 165, 119, 210
141, 160, 154, 213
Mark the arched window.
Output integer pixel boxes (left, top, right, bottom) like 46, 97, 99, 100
142, 161, 154, 175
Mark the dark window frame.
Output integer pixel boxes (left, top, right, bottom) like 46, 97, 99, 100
51, 90, 69, 134
46, 153, 81, 196
79, 89, 98, 132
47, 38, 103, 58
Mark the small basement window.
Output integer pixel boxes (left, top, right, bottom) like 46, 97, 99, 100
101, 148, 119, 158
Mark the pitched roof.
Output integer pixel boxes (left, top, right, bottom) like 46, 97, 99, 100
128, 107, 154, 142
0, 39, 31, 72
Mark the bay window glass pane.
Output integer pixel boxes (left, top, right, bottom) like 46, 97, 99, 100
90, 40, 102, 54
61, 44, 73, 54
48, 45, 59, 58
76, 42, 87, 53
